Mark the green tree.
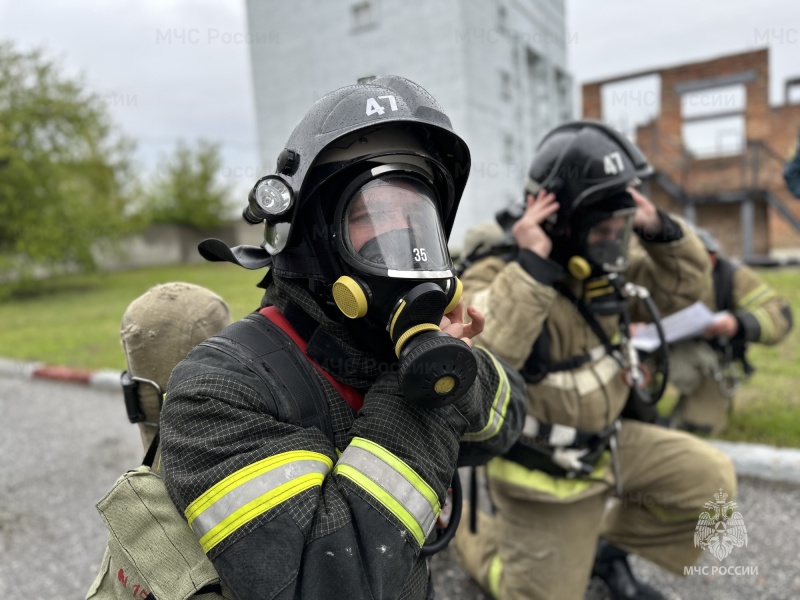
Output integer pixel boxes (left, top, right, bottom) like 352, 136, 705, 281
144, 140, 233, 229
0, 42, 137, 286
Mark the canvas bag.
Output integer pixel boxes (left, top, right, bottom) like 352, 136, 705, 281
86, 456, 230, 600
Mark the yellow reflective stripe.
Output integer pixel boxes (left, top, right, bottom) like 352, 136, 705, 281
199, 471, 324, 553
347, 438, 439, 510
186, 450, 332, 522
488, 554, 503, 599
185, 450, 332, 553
335, 464, 428, 546
334, 437, 439, 546
743, 288, 776, 311
751, 307, 775, 341
486, 453, 610, 499
585, 285, 614, 299
463, 350, 510, 442
738, 283, 773, 310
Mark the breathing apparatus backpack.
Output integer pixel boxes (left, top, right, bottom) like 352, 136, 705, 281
88, 286, 460, 600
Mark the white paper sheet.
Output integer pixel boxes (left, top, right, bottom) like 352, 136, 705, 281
631, 301, 723, 352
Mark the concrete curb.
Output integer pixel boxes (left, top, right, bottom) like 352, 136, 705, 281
706, 440, 800, 485
0, 357, 121, 392
1, 357, 798, 484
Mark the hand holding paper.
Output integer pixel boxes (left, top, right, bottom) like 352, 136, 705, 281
631, 301, 723, 352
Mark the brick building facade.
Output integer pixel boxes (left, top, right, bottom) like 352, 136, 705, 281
582, 49, 800, 260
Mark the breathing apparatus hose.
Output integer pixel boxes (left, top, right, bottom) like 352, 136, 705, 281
642, 292, 668, 403
622, 282, 669, 404
420, 469, 462, 557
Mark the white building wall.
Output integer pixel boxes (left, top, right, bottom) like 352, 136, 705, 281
245, 0, 571, 250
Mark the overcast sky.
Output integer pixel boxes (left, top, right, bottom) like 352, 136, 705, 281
1, 0, 798, 197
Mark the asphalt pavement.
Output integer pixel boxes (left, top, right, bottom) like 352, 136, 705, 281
1, 377, 798, 599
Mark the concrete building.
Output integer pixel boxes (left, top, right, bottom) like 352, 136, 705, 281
583, 48, 800, 262
245, 0, 573, 249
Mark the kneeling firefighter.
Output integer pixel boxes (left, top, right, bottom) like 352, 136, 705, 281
156, 76, 526, 600
452, 120, 737, 600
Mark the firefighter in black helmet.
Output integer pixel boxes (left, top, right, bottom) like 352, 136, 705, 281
160, 76, 526, 600
452, 121, 737, 600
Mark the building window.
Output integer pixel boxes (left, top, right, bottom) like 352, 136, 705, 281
599, 74, 661, 140
682, 116, 746, 158
680, 84, 746, 120
503, 134, 515, 164
555, 69, 572, 122
351, 1, 377, 30
785, 78, 800, 104
497, 5, 508, 32
680, 84, 746, 157
500, 70, 512, 102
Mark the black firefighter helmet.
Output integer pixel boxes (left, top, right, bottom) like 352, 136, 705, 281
200, 75, 470, 288
525, 120, 654, 277
526, 120, 653, 233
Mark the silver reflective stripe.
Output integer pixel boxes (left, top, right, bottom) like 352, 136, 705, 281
190, 458, 330, 542
523, 415, 539, 438
337, 442, 437, 543
386, 269, 455, 279
549, 424, 577, 447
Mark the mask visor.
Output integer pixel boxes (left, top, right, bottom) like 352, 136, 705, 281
585, 208, 635, 273
342, 175, 451, 276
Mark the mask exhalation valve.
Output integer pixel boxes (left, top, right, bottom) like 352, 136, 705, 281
389, 282, 478, 408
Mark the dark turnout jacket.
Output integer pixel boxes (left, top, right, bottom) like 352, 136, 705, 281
160, 277, 526, 600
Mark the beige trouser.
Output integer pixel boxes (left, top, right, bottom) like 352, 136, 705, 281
669, 340, 736, 434
453, 421, 737, 600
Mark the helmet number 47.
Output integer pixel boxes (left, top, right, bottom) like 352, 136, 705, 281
603, 151, 625, 175
366, 95, 398, 116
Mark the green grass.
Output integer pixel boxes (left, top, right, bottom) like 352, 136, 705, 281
1, 263, 799, 446
654, 267, 800, 447
0, 263, 264, 371
714, 268, 800, 447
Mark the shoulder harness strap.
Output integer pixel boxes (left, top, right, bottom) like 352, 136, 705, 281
713, 257, 738, 313
521, 282, 620, 384
201, 309, 340, 445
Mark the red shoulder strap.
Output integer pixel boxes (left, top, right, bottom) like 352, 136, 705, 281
259, 306, 364, 412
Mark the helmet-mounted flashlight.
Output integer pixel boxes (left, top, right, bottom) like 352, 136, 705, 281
243, 176, 294, 224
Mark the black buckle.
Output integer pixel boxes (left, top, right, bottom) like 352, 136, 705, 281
121, 370, 146, 424
121, 371, 162, 424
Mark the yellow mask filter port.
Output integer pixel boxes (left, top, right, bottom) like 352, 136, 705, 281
443, 278, 463, 315
394, 323, 440, 358
434, 376, 456, 395
568, 256, 592, 280
332, 276, 368, 318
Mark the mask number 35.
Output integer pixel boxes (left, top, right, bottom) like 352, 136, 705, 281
366, 95, 398, 116
413, 248, 428, 262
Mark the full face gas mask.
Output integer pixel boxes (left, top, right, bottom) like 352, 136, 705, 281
329, 162, 477, 408
563, 202, 636, 316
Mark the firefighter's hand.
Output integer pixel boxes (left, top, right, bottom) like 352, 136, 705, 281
440, 300, 484, 347
512, 190, 559, 258
705, 312, 738, 338
629, 322, 647, 338
629, 187, 663, 234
